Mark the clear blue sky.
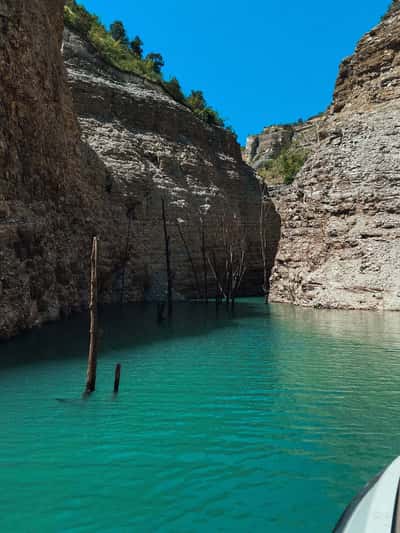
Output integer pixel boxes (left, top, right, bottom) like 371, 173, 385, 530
80, 0, 390, 144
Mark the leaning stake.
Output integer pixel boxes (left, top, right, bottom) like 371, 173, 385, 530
85, 236, 99, 394
114, 364, 121, 394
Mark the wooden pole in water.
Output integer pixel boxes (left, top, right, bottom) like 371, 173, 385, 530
114, 364, 121, 393
85, 236, 99, 394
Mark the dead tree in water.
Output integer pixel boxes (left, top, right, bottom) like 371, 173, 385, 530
200, 218, 208, 302
176, 219, 202, 299
162, 198, 173, 317
207, 249, 226, 304
113, 364, 121, 394
259, 183, 270, 303
85, 236, 99, 394
120, 205, 136, 305
207, 214, 248, 309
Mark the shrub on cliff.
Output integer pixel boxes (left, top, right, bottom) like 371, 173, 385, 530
64, 0, 98, 37
162, 77, 186, 104
145, 53, 165, 75
258, 145, 309, 185
65, 1, 160, 81
186, 90, 224, 127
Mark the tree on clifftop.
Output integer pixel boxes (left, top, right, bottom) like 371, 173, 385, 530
163, 77, 185, 103
146, 53, 165, 74
186, 90, 207, 113
110, 21, 129, 47
130, 36, 144, 58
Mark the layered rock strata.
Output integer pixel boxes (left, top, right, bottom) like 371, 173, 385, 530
0, 0, 129, 338
268, 7, 400, 309
0, 0, 279, 339
63, 28, 280, 303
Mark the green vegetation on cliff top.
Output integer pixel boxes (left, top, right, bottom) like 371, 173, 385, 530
64, 0, 229, 131
258, 144, 309, 185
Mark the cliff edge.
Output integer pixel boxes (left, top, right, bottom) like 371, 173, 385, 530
268, 6, 400, 309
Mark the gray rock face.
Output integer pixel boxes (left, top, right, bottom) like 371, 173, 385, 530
63, 28, 280, 303
269, 7, 400, 310
0, 3, 280, 339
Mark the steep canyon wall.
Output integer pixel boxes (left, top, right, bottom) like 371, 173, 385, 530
0, 1, 278, 339
248, 6, 400, 310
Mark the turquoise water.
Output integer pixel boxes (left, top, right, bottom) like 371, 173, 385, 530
1, 300, 400, 532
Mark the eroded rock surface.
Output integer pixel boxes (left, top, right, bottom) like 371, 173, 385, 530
63, 28, 281, 303
0, 0, 121, 337
269, 7, 400, 309
0, 1, 279, 339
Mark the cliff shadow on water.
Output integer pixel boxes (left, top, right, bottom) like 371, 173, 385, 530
0, 300, 273, 371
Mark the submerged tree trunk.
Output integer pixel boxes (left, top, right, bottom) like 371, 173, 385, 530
120, 208, 134, 306
201, 218, 208, 303
85, 236, 99, 394
259, 184, 270, 303
207, 213, 248, 309
113, 364, 121, 394
176, 220, 202, 299
162, 198, 173, 318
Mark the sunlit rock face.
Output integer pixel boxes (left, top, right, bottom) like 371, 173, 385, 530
0, 1, 280, 339
269, 7, 400, 310
62, 27, 282, 308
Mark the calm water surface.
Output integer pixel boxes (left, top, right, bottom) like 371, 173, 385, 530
1, 300, 400, 532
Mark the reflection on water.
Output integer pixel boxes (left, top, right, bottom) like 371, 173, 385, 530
0, 300, 400, 532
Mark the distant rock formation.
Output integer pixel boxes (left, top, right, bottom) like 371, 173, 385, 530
243, 116, 322, 173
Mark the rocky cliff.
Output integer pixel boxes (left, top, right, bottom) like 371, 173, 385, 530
0, 0, 278, 339
265, 6, 400, 309
244, 116, 322, 173
0, 0, 140, 339
62, 27, 280, 303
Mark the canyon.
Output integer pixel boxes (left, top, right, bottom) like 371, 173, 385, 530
0, 0, 399, 342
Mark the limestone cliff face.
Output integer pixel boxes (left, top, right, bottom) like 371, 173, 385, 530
0, 2, 278, 339
268, 7, 400, 310
62, 28, 279, 303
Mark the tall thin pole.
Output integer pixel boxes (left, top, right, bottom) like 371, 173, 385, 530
85, 236, 98, 394
113, 364, 121, 394
176, 221, 201, 299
